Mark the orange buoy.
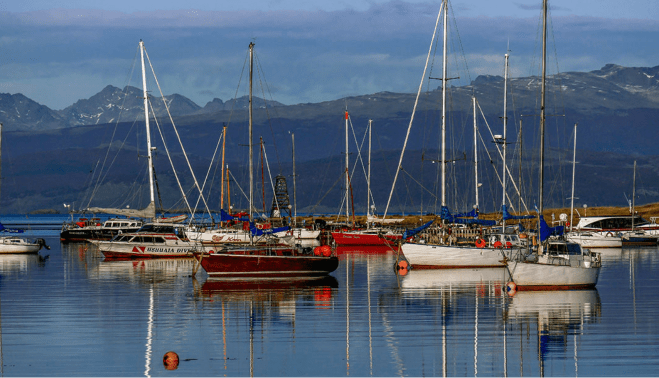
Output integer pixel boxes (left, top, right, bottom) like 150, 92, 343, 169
320, 245, 332, 257
314, 247, 322, 256
398, 260, 409, 270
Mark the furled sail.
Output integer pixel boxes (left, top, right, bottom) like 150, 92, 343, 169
87, 201, 156, 219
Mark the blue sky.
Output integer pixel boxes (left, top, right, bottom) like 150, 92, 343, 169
0, 0, 657, 110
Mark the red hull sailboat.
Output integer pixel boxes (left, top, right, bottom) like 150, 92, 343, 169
193, 245, 339, 278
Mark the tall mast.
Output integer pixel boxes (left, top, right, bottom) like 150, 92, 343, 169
248, 42, 254, 223
292, 133, 297, 226
220, 125, 227, 212
538, 0, 548, 249
345, 110, 350, 224
139, 40, 156, 211
632, 160, 637, 230
473, 97, 479, 209
502, 53, 509, 222
441, 0, 448, 208
367, 119, 372, 228
570, 123, 577, 232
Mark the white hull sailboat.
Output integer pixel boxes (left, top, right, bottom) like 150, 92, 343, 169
506, 245, 601, 291
402, 243, 507, 269
506, 0, 601, 292
0, 236, 45, 254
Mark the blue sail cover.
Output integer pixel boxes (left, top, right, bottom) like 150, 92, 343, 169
249, 222, 290, 237
440, 206, 496, 226
0, 222, 24, 233
402, 220, 435, 240
219, 209, 249, 222
539, 215, 564, 241
502, 205, 535, 221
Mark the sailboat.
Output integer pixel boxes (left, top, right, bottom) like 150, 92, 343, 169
192, 42, 339, 278
565, 124, 622, 248
620, 161, 658, 246
0, 124, 49, 254
505, 0, 601, 291
92, 40, 198, 259
331, 119, 404, 247
389, 0, 522, 269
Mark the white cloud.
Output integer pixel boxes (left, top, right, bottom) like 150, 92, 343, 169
0, 4, 657, 109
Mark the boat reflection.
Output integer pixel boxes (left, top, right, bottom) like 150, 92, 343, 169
335, 245, 397, 257
504, 289, 602, 376
0, 254, 44, 273
401, 267, 510, 292
196, 275, 338, 306
93, 257, 195, 282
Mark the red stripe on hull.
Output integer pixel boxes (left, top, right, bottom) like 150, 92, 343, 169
515, 284, 597, 291
102, 251, 193, 259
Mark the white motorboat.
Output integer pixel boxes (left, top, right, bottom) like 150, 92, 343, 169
93, 223, 198, 259
565, 231, 622, 248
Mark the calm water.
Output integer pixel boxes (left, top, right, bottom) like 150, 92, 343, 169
1, 215, 659, 376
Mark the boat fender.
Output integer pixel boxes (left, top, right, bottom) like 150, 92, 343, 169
320, 245, 332, 257
606, 231, 614, 237
506, 282, 517, 296
475, 239, 486, 248
313, 246, 322, 256
493, 241, 503, 248
505, 241, 512, 248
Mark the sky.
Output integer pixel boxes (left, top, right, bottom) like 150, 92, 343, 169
0, 0, 658, 110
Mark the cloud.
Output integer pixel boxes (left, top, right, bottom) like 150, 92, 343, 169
0, 3, 658, 110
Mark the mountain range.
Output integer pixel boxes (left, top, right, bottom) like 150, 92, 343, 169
1, 63, 659, 214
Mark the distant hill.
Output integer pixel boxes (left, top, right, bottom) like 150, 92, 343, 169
2, 63, 659, 213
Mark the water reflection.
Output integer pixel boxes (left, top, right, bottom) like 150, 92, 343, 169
0, 254, 45, 273
505, 290, 602, 376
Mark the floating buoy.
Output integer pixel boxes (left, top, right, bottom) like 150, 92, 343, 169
163, 351, 179, 370
398, 267, 408, 276
320, 245, 332, 257
506, 282, 517, 296
398, 260, 409, 270
314, 247, 322, 256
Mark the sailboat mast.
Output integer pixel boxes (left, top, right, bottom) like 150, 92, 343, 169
345, 110, 350, 224
139, 40, 156, 208
220, 125, 227, 212
367, 119, 372, 228
473, 97, 479, 209
441, 0, 448, 208
632, 160, 636, 230
539, 0, 548, 242
502, 53, 509, 215
292, 133, 297, 226
249, 42, 254, 222
570, 123, 577, 232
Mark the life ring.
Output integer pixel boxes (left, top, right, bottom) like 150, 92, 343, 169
475, 239, 486, 248
606, 231, 614, 237
493, 241, 503, 248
